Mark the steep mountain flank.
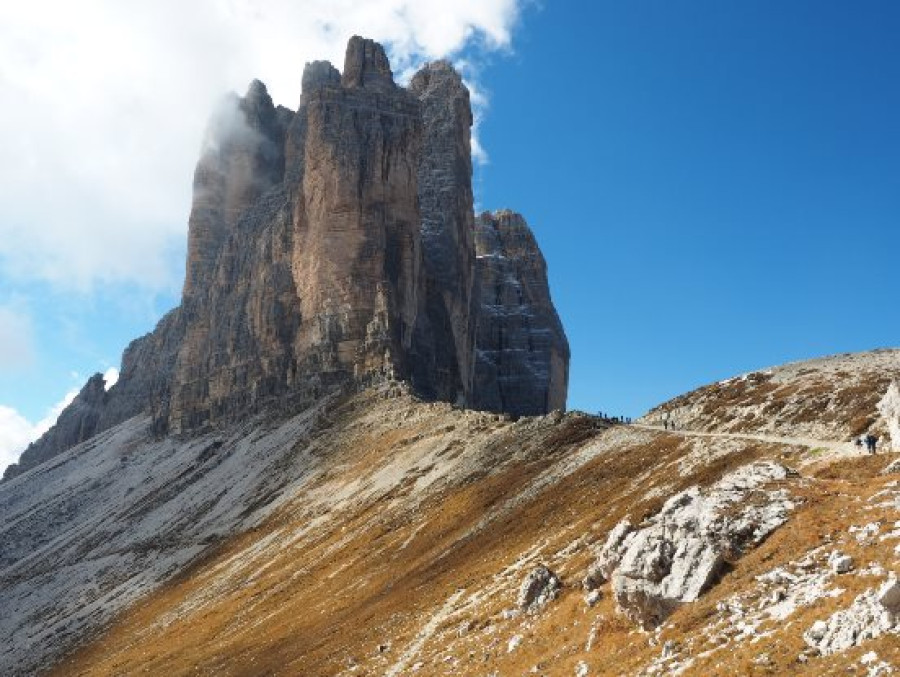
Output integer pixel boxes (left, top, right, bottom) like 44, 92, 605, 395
3, 36, 568, 481
409, 61, 478, 404
5, 374, 110, 475
2, 351, 896, 676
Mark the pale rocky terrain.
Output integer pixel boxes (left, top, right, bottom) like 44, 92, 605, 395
644, 349, 900, 445
2, 351, 899, 675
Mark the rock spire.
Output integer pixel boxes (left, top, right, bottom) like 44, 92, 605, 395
3, 36, 569, 481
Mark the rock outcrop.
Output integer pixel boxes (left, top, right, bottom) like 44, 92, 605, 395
182, 79, 289, 300
100, 309, 186, 434
877, 381, 900, 451
518, 565, 562, 612
4, 36, 569, 480
589, 462, 795, 628
472, 210, 569, 416
804, 578, 900, 655
289, 37, 422, 394
3, 374, 109, 480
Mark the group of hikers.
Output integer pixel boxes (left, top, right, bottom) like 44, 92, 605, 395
598, 412, 632, 425
594, 412, 883, 456
857, 433, 879, 454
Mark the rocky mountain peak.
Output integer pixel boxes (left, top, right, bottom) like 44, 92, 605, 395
301, 60, 341, 98
472, 210, 569, 416
239, 79, 278, 130
3, 373, 107, 480
341, 35, 396, 92
182, 77, 287, 302
4, 36, 569, 480
408, 60, 471, 118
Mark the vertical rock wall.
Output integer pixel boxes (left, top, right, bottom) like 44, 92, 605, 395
183, 81, 287, 300
291, 37, 423, 386
3, 37, 570, 480
409, 61, 477, 404
472, 210, 570, 416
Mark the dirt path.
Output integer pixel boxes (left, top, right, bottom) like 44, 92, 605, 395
631, 424, 867, 466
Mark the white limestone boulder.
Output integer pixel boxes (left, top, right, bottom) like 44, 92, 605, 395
588, 462, 796, 628
804, 578, 899, 655
877, 382, 900, 452
518, 565, 562, 612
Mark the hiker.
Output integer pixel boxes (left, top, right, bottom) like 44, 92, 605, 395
865, 434, 878, 454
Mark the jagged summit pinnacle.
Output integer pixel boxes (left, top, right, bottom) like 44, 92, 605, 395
342, 35, 396, 91
244, 77, 270, 101
301, 60, 341, 98
2, 36, 568, 481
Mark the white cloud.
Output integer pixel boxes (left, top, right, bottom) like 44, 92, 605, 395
0, 367, 119, 475
0, 305, 35, 369
0, 0, 522, 293
0, 388, 78, 476
103, 367, 120, 390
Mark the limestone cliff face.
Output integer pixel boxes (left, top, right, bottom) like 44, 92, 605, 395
471, 210, 570, 416
183, 80, 288, 300
290, 37, 423, 388
101, 308, 186, 434
167, 185, 302, 434
409, 61, 477, 404
4, 37, 569, 480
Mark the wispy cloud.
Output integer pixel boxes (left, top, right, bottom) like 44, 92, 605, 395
0, 0, 522, 293
0, 304, 35, 369
103, 367, 120, 390
0, 389, 78, 475
0, 368, 119, 475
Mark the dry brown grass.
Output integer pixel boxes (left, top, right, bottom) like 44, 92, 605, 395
50, 393, 900, 677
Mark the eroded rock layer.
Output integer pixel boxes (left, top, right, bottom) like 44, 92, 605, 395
3, 36, 569, 480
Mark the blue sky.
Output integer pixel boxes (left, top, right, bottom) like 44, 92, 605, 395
0, 1, 898, 469
480, 0, 900, 416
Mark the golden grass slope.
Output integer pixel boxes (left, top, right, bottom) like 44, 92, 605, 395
53, 360, 900, 676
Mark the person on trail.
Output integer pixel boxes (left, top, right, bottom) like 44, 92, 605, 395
865, 434, 878, 454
